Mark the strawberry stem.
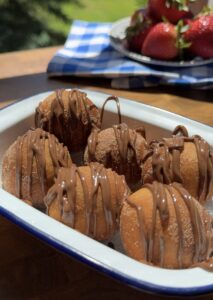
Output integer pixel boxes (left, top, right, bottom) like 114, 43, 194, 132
126, 10, 151, 40
175, 20, 191, 60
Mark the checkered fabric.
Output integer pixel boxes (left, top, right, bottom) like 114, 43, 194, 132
47, 20, 213, 89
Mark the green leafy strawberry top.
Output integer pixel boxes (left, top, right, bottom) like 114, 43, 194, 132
126, 10, 152, 40
175, 19, 192, 59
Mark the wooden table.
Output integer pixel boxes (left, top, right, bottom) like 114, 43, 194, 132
0, 46, 212, 300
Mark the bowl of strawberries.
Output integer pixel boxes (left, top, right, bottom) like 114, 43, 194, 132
110, 0, 213, 67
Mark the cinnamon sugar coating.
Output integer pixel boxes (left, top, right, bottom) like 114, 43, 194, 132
2, 128, 72, 210
120, 181, 213, 269
84, 123, 147, 184
142, 126, 213, 203
44, 163, 129, 241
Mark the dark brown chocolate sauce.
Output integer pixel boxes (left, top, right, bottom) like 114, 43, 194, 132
45, 163, 129, 238
192, 258, 213, 272
15, 128, 71, 205
172, 125, 189, 137
35, 89, 100, 151
100, 95, 122, 127
87, 127, 99, 161
126, 181, 213, 270
113, 123, 134, 162
87, 95, 147, 181
143, 125, 213, 203
87, 122, 146, 182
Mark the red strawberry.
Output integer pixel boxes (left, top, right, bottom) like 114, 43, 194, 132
184, 14, 213, 59
142, 22, 179, 60
127, 27, 153, 53
126, 9, 154, 53
183, 18, 193, 26
148, 0, 193, 24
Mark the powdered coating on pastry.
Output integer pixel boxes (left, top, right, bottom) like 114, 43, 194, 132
84, 123, 147, 183
44, 163, 129, 240
142, 125, 213, 203
120, 181, 213, 270
2, 128, 72, 209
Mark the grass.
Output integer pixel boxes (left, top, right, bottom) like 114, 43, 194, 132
49, 0, 147, 37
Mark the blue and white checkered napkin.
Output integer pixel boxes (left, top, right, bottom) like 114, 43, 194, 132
47, 20, 213, 89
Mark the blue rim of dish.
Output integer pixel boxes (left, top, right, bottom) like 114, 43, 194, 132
0, 205, 213, 297
0, 91, 213, 296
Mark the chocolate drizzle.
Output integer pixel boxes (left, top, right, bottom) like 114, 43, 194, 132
87, 123, 146, 182
126, 181, 213, 270
45, 163, 129, 239
100, 95, 122, 126
85, 95, 147, 182
143, 125, 213, 203
192, 258, 213, 272
35, 89, 100, 151
15, 128, 71, 208
173, 125, 189, 137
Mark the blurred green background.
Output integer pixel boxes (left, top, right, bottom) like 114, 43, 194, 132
0, 0, 147, 53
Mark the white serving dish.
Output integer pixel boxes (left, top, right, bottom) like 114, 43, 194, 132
0, 90, 213, 296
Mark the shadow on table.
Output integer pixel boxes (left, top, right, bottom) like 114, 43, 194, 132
0, 72, 212, 103
0, 214, 212, 299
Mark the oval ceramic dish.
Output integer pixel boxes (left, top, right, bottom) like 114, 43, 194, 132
109, 17, 213, 68
0, 90, 213, 296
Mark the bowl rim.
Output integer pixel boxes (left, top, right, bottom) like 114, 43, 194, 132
0, 89, 213, 296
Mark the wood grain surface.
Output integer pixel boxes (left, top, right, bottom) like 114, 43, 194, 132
0, 46, 212, 299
